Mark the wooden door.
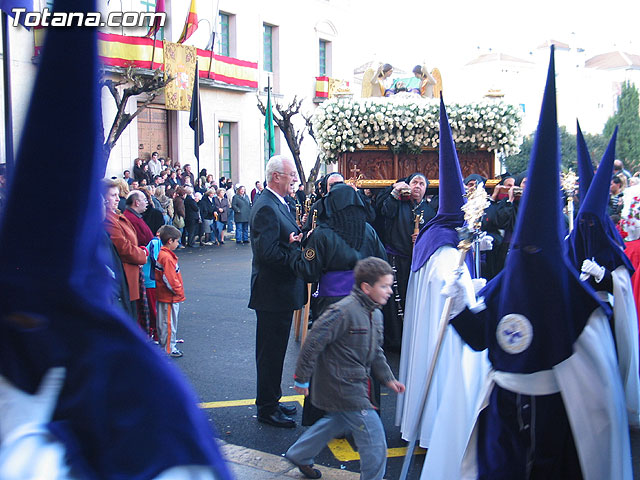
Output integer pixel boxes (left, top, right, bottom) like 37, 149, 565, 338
137, 104, 169, 161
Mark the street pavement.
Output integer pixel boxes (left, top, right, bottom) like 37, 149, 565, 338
170, 235, 640, 479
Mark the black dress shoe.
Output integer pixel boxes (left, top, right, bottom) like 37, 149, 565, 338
279, 403, 297, 416
257, 410, 296, 428
285, 456, 322, 479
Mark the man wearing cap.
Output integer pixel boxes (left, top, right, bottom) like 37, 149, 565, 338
481, 173, 526, 279
379, 172, 437, 350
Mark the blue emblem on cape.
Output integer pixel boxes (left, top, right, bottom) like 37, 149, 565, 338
497, 314, 533, 354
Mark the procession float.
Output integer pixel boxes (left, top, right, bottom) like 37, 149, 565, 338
312, 65, 524, 190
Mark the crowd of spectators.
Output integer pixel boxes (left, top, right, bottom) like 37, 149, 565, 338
113, 153, 253, 249
101, 153, 267, 348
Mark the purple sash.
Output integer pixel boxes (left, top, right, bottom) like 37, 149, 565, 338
317, 270, 354, 297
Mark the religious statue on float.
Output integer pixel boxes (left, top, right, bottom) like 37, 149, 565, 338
361, 63, 394, 97
361, 63, 443, 99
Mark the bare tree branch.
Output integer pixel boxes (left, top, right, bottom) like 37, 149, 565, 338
101, 67, 173, 163
257, 95, 324, 193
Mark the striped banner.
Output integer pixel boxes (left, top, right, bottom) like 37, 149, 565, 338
315, 76, 329, 98
99, 32, 164, 70
34, 30, 258, 89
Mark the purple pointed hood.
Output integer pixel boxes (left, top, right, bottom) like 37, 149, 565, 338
412, 96, 472, 272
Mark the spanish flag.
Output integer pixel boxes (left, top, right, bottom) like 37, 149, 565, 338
177, 0, 198, 44
144, 0, 165, 38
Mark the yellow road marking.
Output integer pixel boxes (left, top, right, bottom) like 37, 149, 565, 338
328, 438, 426, 462
200, 394, 305, 409
200, 395, 425, 462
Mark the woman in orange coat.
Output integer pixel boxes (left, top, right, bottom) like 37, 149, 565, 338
103, 179, 148, 316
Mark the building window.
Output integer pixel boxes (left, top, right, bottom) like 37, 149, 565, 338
263, 24, 273, 72
219, 121, 232, 179
319, 40, 327, 75
217, 12, 230, 56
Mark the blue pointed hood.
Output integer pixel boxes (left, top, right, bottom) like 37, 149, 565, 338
477, 47, 606, 373
0, 1, 231, 478
412, 96, 472, 272
576, 120, 594, 201
575, 120, 624, 248
0, 9, 106, 297
568, 128, 633, 274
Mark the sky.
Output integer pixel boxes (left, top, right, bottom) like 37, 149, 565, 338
354, 0, 639, 75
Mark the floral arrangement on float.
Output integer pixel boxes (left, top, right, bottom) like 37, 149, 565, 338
312, 97, 523, 164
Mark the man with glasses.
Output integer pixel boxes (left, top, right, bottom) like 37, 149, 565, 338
249, 155, 305, 428
123, 190, 153, 247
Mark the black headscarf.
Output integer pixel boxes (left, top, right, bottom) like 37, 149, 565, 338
463, 173, 487, 185
319, 172, 343, 197
498, 172, 515, 185
404, 172, 428, 187
324, 183, 367, 250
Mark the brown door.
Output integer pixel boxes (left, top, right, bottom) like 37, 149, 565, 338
137, 104, 169, 161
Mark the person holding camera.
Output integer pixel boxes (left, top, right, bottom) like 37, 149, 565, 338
482, 174, 526, 279
379, 173, 437, 351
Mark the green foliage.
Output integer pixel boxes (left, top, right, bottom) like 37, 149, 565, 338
503, 134, 532, 174
603, 81, 640, 173
504, 127, 609, 176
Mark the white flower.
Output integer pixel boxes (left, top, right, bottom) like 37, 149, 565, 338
311, 98, 521, 161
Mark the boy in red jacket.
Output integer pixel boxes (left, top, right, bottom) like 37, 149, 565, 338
155, 225, 186, 357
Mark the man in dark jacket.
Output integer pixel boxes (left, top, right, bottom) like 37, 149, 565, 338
199, 189, 217, 245
181, 164, 195, 188
183, 186, 201, 247
249, 155, 305, 428
295, 184, 307, 206
231, 186, 252, 244
285, 257, 404, 480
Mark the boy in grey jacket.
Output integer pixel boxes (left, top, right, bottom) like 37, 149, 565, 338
286, 257, 405, 479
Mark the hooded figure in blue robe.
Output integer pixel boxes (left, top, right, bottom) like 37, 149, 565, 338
0, 1, 231, 478
567, 129, 640, 427
443, 47, 632, 479
395, 97, 489, 462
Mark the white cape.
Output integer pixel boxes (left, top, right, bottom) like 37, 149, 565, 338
428, 308, 632, 480
395, 246, 489, 449
610, 266, 640, 427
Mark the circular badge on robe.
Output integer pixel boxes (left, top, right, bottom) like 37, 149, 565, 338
304, 248, 316, 261
496, 314, 533, 354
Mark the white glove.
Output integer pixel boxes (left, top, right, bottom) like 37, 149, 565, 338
441, 269, 468, 319
471, 278, 487, 295
0, 367, 65, 445
581, 258, 605, 283
478, 234, 493, 252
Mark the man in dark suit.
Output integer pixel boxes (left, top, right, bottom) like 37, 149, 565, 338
249, 155, 305, 428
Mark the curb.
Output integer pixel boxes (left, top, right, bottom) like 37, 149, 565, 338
220, 441, 359, 479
